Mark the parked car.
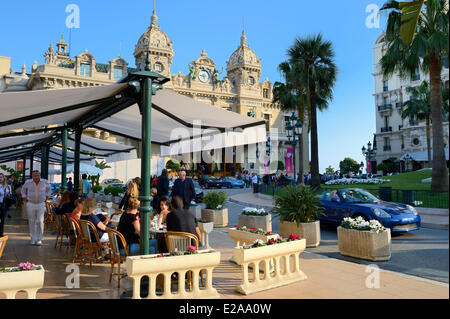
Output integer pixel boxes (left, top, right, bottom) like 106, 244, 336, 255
50, 183, 61, 194
221, 177, 245, 189
318, 188, 421, 233
198, 175, 211, 188
193, 181, 204, 202
101, 178, 124, 188
204, 177, 223, 189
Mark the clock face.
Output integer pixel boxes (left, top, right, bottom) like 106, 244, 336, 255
198, 70, 210, 83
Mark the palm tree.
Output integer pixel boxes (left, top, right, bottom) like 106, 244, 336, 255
380, 0, 449, 191
402, 81, 432, 165
287, 34, 338, 189
273, 62, 309, 183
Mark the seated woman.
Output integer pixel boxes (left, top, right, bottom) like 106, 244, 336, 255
55, 192, 78, 215
157, 196, 170, 226
79, 198, 109, 243
166, 196, 201, 243
71, 198, 84, 221
117, 197, 158, 256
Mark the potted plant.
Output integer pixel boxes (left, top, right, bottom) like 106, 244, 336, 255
0, 262, 45, 299
271, 185, 325, 248
197, 219, 214, 249
238, 207, 272, 232
337, 217, 391, 261
201, 191, 228, 227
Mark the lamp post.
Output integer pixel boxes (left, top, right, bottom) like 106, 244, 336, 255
404, 153, 412, 172
362, 142, 377, 175
285, 112, 303, 188
360, 161, 364, 175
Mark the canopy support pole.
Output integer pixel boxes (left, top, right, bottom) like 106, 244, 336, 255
22, 157, 26, 183
61, 128, 68, 192
74, 126, 82, 194
40, 146, 48, 180
29, 155, 33, 179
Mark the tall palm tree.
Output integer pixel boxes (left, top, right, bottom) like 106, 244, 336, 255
273, 62, 309, 183
287, 34, 338, 189
402, 81, 432, 165
380, 0, 449, 191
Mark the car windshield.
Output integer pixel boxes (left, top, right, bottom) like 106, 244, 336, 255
227, 177, 236, 180
339, 189, 379, 203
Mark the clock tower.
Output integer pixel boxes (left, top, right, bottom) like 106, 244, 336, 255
134, 8, 174, 77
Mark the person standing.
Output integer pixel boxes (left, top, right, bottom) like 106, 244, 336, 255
171, 170, 196, 210
81, 174, 91, 199
156, 169, 170, 212
21, 170, 51, 246
0, 173, 12, 237
67, 177, 73, 192
252, 173, 259, 193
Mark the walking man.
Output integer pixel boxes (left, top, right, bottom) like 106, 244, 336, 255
171, 170, 196, 210
67, 177, 73, 192
21, 170, 51, 246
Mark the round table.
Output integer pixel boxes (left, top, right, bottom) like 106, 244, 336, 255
150, 227, 167, 253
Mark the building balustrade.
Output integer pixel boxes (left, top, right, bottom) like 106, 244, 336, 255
381, 126, 392, 133
378, 104, 392, 112
383, 145, 392, 151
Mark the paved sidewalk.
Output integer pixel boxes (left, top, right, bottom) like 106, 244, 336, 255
0, 209, 448, 299
230, 193, 449, 230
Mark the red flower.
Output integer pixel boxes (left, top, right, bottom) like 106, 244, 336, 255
266, 231, 272, 235
288, 234, 300, 241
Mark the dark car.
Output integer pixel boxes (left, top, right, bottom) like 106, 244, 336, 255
221, 177, 245, 189
204, 177, 223, 189
193, 181, 204, 202
198, 175, 211, 188
319, 188, 421, 233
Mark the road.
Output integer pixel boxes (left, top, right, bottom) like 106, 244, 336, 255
200, 187, 450, 284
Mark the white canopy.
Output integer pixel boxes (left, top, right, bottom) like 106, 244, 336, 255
0, 132, 56, 152
66, 163, 103, 176
400, 149, 449, 162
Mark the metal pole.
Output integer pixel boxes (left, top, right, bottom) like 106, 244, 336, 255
140, 76, 153, 255
40, 146, 48, 179
61, 128, 68, 192
29, 155, 34, 179
74, 126, 82, 194
293, 139, 297, 188
22, 157, 26, 183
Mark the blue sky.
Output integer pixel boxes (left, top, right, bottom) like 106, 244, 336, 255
0, 0, 388, 172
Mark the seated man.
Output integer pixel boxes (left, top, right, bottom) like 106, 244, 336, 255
166, 196, 201, 244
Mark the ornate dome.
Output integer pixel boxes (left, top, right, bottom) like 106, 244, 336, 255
134, 10, 173, 56
226, 30, 261, 70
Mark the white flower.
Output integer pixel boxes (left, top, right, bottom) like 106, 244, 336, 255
216, 205, 223, 210
253, 239, 264, 246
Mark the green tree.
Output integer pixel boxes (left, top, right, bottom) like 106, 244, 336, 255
287, 34, 338, 189
325, 166, 335, 175
339, 158, 360, 175
381, 0, 449, 191
166, 159, 181, 172
0, 164, 28, 180
277, 160, 285, 172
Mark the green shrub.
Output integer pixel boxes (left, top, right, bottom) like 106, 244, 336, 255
104, 186, 125, 197
92, 185, 103, 193
271, 185, 325, 225
203, 191, 227, 210
166, 159, 181, 172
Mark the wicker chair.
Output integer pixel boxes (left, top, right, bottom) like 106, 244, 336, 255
78, 219, 108, 268
164, 231, 204, 289
54, 214, 70, 249
68, 217, 83, 264
0, 235, 8, 259
45, 201, 55, 231
106, 228, 129, 288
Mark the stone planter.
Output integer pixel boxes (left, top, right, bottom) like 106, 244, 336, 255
201, 208, 228, 228
233, 240, 307, 295
189, 205, 202, 220
228, 228, 278, 248
113, 196, 122, 204
198, 222, 214, 249
0, 266, 45, 299
238, 214, 272, 232
105, 194, 112, 202
126, 250, 221, 299
337, 227, 391, 261
278, 220, 320, 248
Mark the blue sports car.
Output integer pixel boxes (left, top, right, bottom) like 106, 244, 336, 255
319, 188, 421, 233
221, 177, 245, 189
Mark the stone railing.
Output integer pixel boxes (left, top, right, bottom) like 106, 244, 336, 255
198, 221, 213, 249
0, 266, 45, 299
233, 239, 307, 295
125, 250, 221, 299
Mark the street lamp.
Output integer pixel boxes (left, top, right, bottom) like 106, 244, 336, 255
404, 153, 412, 172
360, 161, 364, 174
286, 112, 303, 188
362, 141, 377, 175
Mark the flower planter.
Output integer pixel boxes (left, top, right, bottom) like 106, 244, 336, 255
278, 220, 320, 248
105, 194, 112, 202
337, 227, 391, 261
238, 214, 272, 232
228, 228, 278, 248
0, 266, 45, 299
232, 240, 307, 295
113, 196, 122, 204
125, 250, 221, 299
198, 222, 214, 250
189, 205, 202, 220
201, 209, 228, 228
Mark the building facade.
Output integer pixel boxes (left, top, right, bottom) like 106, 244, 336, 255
372, 31, 449, 172
1, 10, 296, 175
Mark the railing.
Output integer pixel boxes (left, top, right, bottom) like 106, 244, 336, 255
399, 125, 403, 130
125, 250, 221, 299
381, 127, 392, 133
378, 104, 392, 111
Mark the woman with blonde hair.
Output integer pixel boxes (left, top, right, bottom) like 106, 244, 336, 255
0, 173, 12, 237
117, 197, 158, 255
119, 181, 139, 211
79, 198, 109, 243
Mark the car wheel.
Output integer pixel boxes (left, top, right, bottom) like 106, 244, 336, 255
352, 213, 368, 221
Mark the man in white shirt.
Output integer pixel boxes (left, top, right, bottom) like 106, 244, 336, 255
21, 171, 51, 246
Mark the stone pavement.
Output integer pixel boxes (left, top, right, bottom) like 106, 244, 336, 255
229, 192, 449, 230
0, 208, 448, 299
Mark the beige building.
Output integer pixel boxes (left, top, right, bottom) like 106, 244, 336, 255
1, 10, 296, 175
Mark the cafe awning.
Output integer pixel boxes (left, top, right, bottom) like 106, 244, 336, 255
400, 149, 449, 162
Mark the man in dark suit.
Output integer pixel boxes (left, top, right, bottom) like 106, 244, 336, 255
171, 170, 196, 210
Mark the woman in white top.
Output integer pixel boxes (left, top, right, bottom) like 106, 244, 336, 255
0, 173, 12, 237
